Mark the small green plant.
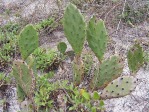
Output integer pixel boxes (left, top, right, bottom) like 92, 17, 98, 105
0, 72, 12, 87
34, 17, 58, 32
65, 85, 105, 111
119, 3, 149, 25
1, 22, 21, 34
35, 74, 55, 111
0, 30, 18, 71
32, 47, 59, 72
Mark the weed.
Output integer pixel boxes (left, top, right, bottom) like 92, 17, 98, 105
119, 3, 149, 25
32, 48, 60, 72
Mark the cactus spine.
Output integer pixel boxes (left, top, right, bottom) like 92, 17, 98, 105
19, 24, 39, 60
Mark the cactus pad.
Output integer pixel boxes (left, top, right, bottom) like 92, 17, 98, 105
101, 76, 137, 99
57, 42, 67, 54
87, 16, 108, 61
90, 56, 123, 89
13, 59, 35, 99
19, 24, 39, 60
17, 84, 26, 102
127, 43, 144, 73
63, 3, 86, 55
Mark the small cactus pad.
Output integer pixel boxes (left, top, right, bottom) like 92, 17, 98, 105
13, 59, 35, 99
57, 42, 67, 54
127, 43, 144, 73
63, 3, 86, 55
90, 56, 123, 89
101, 76, 137, 99
19, 24, 39, 60
87, 16, 108, 61
73, 56, 84, 86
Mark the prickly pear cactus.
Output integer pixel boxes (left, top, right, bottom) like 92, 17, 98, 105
57, 42, 67, 54
90, 56, 123, 89
100, 76, 137, 99
63, 3, 86, 55
13, 59, 35, 99
87, 16, 108, 61
19, 24, 39, 60
127, 43, 144, 74
73, 56, 84, 86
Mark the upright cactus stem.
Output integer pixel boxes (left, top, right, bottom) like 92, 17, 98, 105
63, 3, 86, 86
63, 3, 86, 55
19, 24, 39, 60
87, 16, 108, 62
73, 55, 84, 86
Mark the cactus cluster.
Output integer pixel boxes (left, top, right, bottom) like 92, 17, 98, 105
90, 56, 123, 89
18, 24, 39, 60
13, 59, 35, 100
127, 43, 144, 74
101, 76, 137, 99
62, 3, 145, 99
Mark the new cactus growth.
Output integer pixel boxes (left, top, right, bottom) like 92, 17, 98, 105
101, 76, 137, 99
127, 43, 144, 74
90, 56, 123, 89
13, 59, 35, 99
63, 3, 86, 55
57, 42, 67, 54
87, 16, 108, 61
19, 24, 39, 60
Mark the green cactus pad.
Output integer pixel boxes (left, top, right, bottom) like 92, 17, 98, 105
57, 42, 67, 54
19, 24, 39, 60
87, 16, 108, 61
13, 59, 35, 99
101, 76, 137, 99
17, 84, 26, 102
127, 43, 144, 73
63, 3, 86, 55
90, 56, 123, 89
